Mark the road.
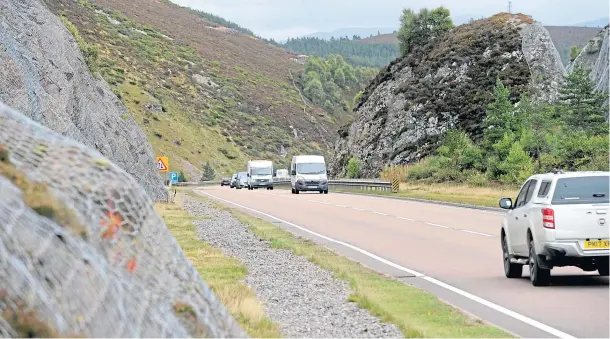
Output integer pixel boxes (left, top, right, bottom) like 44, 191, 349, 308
196, 186, 609, 339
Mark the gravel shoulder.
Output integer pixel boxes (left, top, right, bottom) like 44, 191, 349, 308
179, 192, 404, 338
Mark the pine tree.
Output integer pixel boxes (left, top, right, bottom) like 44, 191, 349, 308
178, 171, 187, 182
200, 162, 216, 181
483, 78, 517, 151
558, 65, 608, 135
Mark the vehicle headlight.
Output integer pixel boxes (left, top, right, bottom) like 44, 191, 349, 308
320, 179, 328, 184
296, 177, 304, 183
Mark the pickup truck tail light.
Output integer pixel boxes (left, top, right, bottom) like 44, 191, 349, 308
542, 208, 555, 229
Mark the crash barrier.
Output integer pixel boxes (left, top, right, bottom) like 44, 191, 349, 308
176, 179, 397, 192
0, 102, 246, 338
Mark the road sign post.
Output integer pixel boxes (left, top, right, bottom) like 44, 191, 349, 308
169, 172, 179, 184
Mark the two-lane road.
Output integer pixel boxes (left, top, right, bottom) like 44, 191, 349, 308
197, 187, 609, 338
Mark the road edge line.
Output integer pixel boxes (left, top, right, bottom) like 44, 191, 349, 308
199, 190, 577, 339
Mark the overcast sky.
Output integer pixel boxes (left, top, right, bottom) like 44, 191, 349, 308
171, 0, 609, 41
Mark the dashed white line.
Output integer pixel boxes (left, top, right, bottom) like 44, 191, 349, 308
425, 222, 450, 229
372, 211, 388, 216
461, 229, 494, 237
198, 191, 577, 339
396, 216, 414, 221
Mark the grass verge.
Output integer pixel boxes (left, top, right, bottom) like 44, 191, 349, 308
154, 195, 281, 338
187, 190, 513, 338
330, 182, 518, 208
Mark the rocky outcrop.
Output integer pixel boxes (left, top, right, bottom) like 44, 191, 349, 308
330, 14, 566, 178
0, 102, 245, 337
567, 25, 609, 94
0, 0, 166, 201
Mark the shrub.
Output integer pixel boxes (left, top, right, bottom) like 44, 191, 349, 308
346, 156, 361, 178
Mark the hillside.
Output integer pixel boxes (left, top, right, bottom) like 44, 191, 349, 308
330, 14, 568, 178
43, 0, 336, 180
358, 27, 601, 66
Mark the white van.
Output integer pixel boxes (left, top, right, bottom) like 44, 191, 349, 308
290, 155, 328, 194
247, 160, 274, 190
275, 169, 289, 180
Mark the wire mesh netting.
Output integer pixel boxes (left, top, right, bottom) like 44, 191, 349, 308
0, 102, 247, 338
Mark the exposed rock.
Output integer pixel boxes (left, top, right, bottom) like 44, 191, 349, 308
330, 14, 566, 178
568, 25, 610, 94
0, 0, 166, 201
0, 102, 245, 337
192, 73, 219, 88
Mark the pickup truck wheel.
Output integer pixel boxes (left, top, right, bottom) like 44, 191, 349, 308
598, 264, 609, 276
529, 239, 550, 286
502, 235, 522, 278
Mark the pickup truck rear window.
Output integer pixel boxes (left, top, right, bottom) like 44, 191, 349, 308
551, 176, 610, 205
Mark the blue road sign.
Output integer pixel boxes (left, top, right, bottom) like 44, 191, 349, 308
169, 172, 179, 183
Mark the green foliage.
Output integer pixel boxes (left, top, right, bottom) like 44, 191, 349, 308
178, 171, 187, 182
482, 78, 519, 150
300, 55, 377, 114
59, 15, 99, 74
281, 37, 399, 68
569, 45, 582, 62
397, 6, 454, 56
558, 65, 608, 135
346, 157, 361, 179
201, 162, 216, 181
353, 90, 364, 107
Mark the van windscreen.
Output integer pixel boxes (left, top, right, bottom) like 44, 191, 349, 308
552, 176, 610, 205
251, 167, 272, 175
297, 163, 326, 174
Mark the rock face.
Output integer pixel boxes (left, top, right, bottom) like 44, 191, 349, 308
567, 25, 610, 94
0, 102, 245, 338
0, 0, 166, 201
330, 14, 566, 178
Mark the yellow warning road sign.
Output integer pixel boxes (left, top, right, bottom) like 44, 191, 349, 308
156, 156, 169, 172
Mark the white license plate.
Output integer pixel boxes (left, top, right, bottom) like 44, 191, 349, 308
308, 186, 317, 189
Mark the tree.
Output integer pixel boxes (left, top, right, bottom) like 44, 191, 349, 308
178, 171, 187, 182
558, 65, 608, 135
483, 78, 517, 151
569, 45, 582, 62
396, 6, 454, 56
200, 162, 216, 181
518, 94, 554, 172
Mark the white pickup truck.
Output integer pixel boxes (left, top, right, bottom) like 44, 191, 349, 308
499, 171, 609, 286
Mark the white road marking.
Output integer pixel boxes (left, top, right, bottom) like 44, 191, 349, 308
425, 222, 450, 229
199, 190, 577, 339
461, 229, 494, 237
259, 191, 494, 237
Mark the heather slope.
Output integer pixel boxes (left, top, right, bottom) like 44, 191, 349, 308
44, 0, 336, 179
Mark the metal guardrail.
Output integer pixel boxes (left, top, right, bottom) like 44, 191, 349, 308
172, 179, 396, 192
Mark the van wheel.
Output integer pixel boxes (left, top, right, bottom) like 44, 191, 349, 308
319, 190, 323, 194
323, 190, 328, 194
295, 188, 300, 194
291, 188, 295, 194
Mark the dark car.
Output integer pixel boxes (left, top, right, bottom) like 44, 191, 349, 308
229, 173, 238, 188
220, 177, 230, 186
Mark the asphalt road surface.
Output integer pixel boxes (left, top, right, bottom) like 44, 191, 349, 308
196, 186, 609, 339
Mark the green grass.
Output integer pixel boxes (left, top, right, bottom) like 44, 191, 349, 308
155, 196, 282, 337
185, 190, 513, 338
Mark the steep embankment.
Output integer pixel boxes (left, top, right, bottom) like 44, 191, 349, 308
0, 0, 166, 200
43, 0, 336, 179
330, 14, 566, 178
568, 25, 610, 95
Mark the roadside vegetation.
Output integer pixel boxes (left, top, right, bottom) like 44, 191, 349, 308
380, 65, 608, 189
155, 196, 281, 338
190, 192, 513, 338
